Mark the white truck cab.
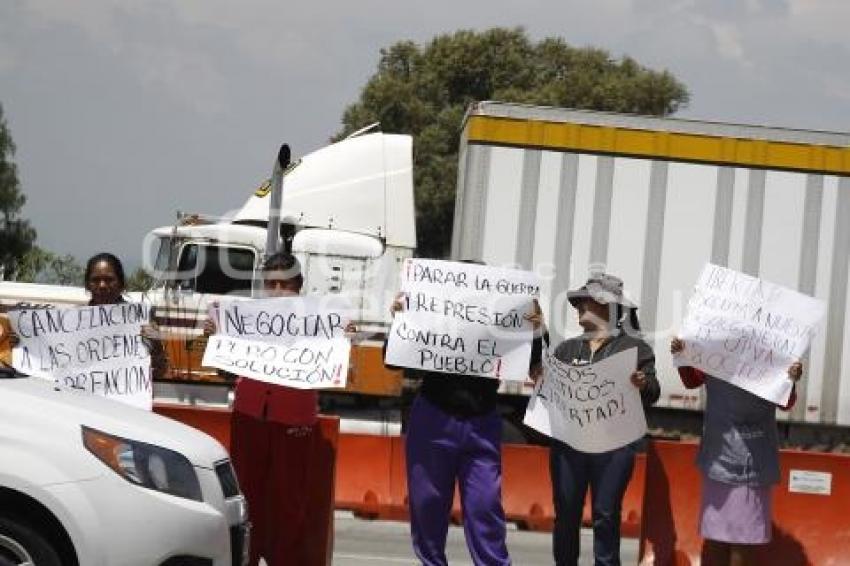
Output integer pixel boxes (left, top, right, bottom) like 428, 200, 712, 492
139, 131, 416, 397
0, 367, 249, 566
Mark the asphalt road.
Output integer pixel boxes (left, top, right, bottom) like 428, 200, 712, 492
331, 513, 639, 565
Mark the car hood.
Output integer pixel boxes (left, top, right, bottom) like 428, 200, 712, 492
0, 377, 228, 468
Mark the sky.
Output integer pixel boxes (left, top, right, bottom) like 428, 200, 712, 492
1, 0, 848, 271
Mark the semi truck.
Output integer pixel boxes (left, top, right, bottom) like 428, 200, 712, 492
451, 101, 850, 432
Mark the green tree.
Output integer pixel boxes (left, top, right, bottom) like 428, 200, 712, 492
15, 247, 83, 286
13, 246, 52, 282
49, 253, 84, 286
126, 267, 155, 292
336, 28, 690, 257
0, 103, 36, 277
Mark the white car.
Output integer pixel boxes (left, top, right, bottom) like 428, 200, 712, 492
0, 367, 249, 566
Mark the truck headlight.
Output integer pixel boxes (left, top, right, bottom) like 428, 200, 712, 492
82, 426, 203, 502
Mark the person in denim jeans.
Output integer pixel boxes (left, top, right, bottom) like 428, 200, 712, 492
549, 274, 660, 566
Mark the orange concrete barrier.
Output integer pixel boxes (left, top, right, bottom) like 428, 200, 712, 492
332, 436, 646, 535
387, 435, 411, 521
501, 443, 555, 531
335, 433, 394, 519
639, 440, 850, 566
153, 404, 650, 540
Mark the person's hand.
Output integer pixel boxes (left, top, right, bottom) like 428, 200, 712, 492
670, 337, 684, 354
389, 292, 407, 317
631, 370, 649, 391
529, 363, 544, 385
202, 318, 216, 338
524, 299, 545, 331
788, 361, 803, 382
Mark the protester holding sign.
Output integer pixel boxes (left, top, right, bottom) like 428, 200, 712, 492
204, 252, 345, 566
86, 253, 166, 380
384, 259, 545, 566
675, 263, 823, 407
5, 252, 166, 408
385, 258, 540, 380
671, 337, 802, 566
548, 273, 659, 566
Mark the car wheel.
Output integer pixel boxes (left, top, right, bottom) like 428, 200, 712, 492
0, 516, 62, 566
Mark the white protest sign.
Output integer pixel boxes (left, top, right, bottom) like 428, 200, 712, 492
385, 259, 539, 380
675, 263, 825, 405
401, 258, 541, 296
202, 296, 353, 389
524, 347, 645, 453
10, 303, 154, 410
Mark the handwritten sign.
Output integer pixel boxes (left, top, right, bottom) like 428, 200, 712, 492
523, 347, 645, 453
202, 296, 352, 389
401, 258, 541, 296
385, 259, 539, 380
675, 264, 825, 405
10, 303, 154, 410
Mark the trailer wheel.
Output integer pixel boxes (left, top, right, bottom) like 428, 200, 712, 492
0, 515, 62, 566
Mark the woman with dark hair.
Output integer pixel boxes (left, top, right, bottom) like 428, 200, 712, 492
5, 252, 165, 375
84, 252, 126, 305
85, 252, 167, 380
549, 273, 660, 566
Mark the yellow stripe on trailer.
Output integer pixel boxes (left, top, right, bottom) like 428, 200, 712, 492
465, 114, 850, 176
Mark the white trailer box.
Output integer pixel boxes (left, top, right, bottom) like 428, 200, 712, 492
451, 101, 850, 425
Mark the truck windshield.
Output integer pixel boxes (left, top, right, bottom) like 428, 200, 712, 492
176, 244, 256, 296
153, 237, 171, 274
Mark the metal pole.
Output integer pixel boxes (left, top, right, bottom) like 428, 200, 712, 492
264, 144, 291, 261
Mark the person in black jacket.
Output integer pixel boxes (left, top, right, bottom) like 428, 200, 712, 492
549, 273, 659, 566
386, 289, 544, 566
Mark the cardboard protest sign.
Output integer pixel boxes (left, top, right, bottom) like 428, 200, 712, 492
10, 303, 154, 410
202, 296, 353, 389
675, 264, 825, 405
385, 259, 539, 380
524, 347, 644, 453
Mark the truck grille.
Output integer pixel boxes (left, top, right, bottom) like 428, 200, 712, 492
215, 459, 240, 498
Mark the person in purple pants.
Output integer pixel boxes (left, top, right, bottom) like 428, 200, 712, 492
386, 292, 544, 566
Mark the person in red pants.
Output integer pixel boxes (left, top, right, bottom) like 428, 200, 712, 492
206, 253, 337, 566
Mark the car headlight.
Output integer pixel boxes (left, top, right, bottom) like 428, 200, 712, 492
82, 426, 203, 502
